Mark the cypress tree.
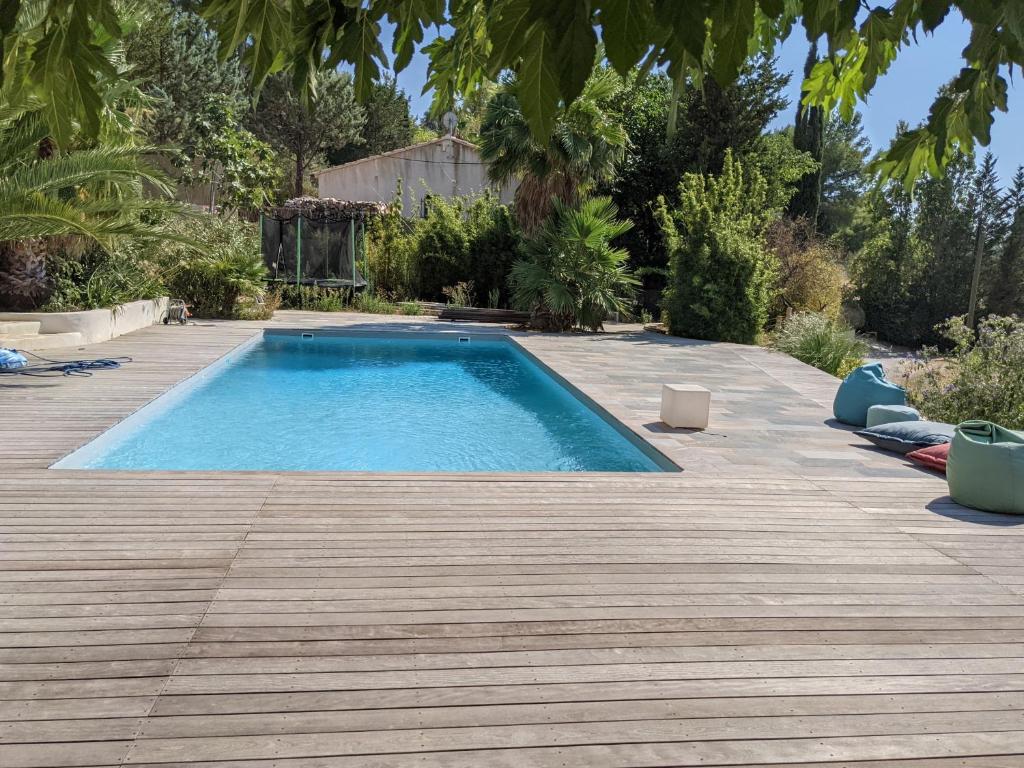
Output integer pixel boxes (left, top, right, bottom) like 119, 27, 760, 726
659, 151, 778, 343
787, 41, 824, 226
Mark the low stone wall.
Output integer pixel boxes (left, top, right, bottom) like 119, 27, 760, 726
0, 298, 169, 345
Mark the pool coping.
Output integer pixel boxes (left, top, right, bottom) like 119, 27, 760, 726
51, 327, 682, 473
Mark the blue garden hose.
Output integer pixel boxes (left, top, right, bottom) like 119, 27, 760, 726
0, 348, 131, 377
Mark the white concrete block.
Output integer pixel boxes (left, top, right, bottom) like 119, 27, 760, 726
660, 384, 710, 429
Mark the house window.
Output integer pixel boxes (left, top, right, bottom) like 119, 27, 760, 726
420, 193, 436, 218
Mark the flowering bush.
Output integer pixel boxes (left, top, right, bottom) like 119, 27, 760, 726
908, 315, 1024, 429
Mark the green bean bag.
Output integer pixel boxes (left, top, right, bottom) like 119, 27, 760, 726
947, 420, 1024, 514
833, 363, 906, 427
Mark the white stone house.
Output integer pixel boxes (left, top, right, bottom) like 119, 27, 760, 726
314, 136, 516, 217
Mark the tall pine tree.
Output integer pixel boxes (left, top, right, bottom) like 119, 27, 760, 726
1005, 166, 1024, 211
818, 111, 870, 239
987, 166, 1024, 317
973, 153, 1010, 251
969, 152, 1010, 319
913, 151, 978, 343
250, 70, 365, 197
125, 1, 246, 146
326, 77, 415, 166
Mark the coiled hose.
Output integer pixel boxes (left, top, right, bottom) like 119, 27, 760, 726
0, 349, 131, 377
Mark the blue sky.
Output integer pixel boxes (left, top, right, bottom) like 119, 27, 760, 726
768, 20, 1023, 182
384, 18, 1023, 184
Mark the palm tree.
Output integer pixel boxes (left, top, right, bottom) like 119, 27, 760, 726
510, 196, 638, 332
0, 0, 191, 310
0, 107, 187, 309
480, 69, 627, 232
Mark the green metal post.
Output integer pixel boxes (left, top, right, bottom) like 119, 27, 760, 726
349, 217, 356, 304
359, 219, 370, 294
296, 216, 303, 308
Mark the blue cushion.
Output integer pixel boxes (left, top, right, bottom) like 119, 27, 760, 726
866, 404, 921, 428
833, 363, 906, 427
0, 348, 27, 369
855, 420, 956, 455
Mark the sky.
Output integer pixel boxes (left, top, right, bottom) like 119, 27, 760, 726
382, 16, 1023, 185
767, 19, 1023, 182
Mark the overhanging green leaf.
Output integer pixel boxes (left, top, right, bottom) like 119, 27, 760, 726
336, 12, 386, 101
710, 0, 756, 85
517, 24, 560, 138
542, 0, 596, 104
598, 0, 654, 75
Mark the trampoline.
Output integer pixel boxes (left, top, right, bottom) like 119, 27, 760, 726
260, 198, 385, 290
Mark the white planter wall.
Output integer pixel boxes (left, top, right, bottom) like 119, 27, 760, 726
0, 298, 169, 345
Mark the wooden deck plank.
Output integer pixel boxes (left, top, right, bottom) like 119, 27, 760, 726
2, 312, 1023, 766
111, 737, 1024, 768
113, 728, 1024, 766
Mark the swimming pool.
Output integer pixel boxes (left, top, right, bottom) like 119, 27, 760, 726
55, 331, 676, 472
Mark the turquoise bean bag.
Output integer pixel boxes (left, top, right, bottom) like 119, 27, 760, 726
947, 420, 1024, 515
833, 363, 906, 427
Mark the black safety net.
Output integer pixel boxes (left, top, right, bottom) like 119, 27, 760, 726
261, 212, 368, 287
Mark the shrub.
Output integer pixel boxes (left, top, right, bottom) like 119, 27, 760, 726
442, 281, 474, 307
161, 215, 267, 318
44, 214, 267, 318
43, 244, 164, 311
278, 284, 345, 311
236, 288, 280, 320
658, 151, 778, 344
413, 197, 470, 301
465, 193, 520, 307
365, 192, 418, 298
276, 284, 431, 315
908, 315, 1024, 429
352, 290, 397, 314
765, 218, 847, 319
365, 189, 521, 305
511, 197, 638, 332
772, 311, 868, 377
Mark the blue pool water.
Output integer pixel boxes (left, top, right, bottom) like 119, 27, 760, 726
57, 332, 673, 472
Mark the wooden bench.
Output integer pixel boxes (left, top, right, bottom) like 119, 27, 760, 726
437, 306, 531, 325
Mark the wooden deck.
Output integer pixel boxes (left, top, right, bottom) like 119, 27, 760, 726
2, 311, 1024, 767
